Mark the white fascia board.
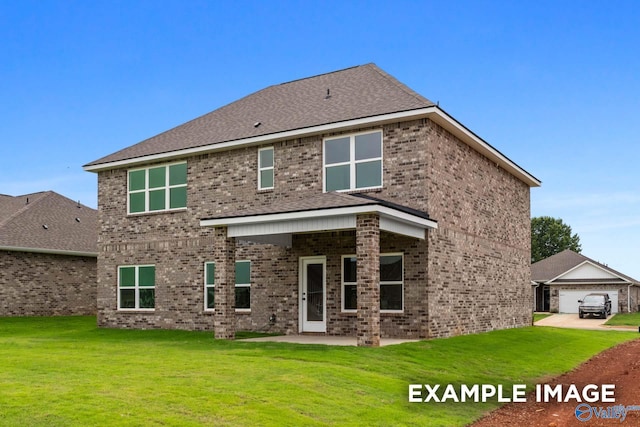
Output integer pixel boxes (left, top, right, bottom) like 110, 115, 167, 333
200, 204, 437, 231
0, 245, 98, 258
427, 108, 541, 187
83, 108, 436, 172
84, 105, 540, 188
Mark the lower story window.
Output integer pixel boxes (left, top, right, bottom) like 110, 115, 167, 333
341, 253, 404, 312
204, 260, 251, 311
118, 265, 155, 310
235, 260, 251, 310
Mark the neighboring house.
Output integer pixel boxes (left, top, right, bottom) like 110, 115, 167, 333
532, 249, 640, 314
0, 191, 98, 316
84, 63, 540, 346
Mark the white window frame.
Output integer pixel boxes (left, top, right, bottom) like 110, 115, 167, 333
379, 252, 404, 313
117, 264, 156, 311
127, 161, 187, 214
340, 253, 404, 313
235, 260, 251, 312
341, 255, 357, 313
257, 147, 274, 190
204, 262, 215, 312
323, 130, 383, 192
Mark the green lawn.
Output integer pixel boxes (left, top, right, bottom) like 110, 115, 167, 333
605, 312, 640, 326
0, 316, 636, 427
533, 313, 552, 323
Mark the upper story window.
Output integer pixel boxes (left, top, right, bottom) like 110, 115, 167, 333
128, 162, 187, 214
258, 147, 274, 190
324, 130, 382, 192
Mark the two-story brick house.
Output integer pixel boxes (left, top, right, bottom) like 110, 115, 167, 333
84, 64, 540, 346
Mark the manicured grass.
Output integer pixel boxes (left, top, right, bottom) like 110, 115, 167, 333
533, 313, 552, 322
605, 312, 640, 326
0, 316, 636, 426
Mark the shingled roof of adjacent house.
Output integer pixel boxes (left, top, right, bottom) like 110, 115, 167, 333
0, 191, 98, 256
85, 64, 435, 168
531, 249, 638, 284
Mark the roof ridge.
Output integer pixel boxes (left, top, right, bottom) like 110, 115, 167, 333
276, 64, 366, 86
0, 191, 55, 228
367, 64, 433, 106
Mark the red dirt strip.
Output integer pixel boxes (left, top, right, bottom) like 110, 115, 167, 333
470, 338, 640, 427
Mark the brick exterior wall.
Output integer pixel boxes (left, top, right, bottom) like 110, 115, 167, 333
0, 250, 96, 316
95, 117, 532, 338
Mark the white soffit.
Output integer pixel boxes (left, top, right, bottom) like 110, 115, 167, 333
202, 205, 436, 240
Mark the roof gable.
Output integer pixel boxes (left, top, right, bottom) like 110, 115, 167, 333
0, 191, 98, 255
532, 249, 638, 284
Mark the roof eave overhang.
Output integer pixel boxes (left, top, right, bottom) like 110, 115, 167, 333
200, 204, 437, 240
84, 107, 541, 188
0, 245, 98, 257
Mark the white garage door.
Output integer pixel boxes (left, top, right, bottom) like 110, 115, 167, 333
558, 290, 618, 314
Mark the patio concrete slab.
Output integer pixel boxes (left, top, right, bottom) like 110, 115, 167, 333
240, 335, 420, 346
535, 313, 637, 332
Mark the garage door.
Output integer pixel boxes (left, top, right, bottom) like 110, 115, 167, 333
558, 290, 618, 314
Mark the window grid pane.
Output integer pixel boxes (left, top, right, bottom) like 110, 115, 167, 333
235, 261, 251, 285
326, 164, 350, 192
235, 286, 250, 309
128, 163, 187, 214
355, 160, 382, 189
355, 132, 382, 160
148, 167, 166, 189
325, 137, 350, 164
149, 189, 166, 211
169, 163, 187, 186
259, 148, 274, 168
260, 169, 274, 189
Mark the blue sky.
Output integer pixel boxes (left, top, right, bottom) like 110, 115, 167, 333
1, 0, 639, 278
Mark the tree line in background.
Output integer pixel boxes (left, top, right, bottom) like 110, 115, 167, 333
531, 216, 582, 263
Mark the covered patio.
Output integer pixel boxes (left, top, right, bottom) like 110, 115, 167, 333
200, 192, 437, 347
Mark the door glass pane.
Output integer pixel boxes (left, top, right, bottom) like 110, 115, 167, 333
326, 164, 350, 191
325, 137, 350, 164
306, 263, 323, 321
355, 132, 381, 160
355, 160, 382, 188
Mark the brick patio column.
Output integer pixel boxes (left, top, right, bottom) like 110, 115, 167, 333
214, 226, 236, 340
356, 213, 380, 347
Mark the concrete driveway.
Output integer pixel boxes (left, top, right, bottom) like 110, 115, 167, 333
535, 313, 636, 331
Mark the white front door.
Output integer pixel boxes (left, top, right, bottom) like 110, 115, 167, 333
299, 256, 326, 333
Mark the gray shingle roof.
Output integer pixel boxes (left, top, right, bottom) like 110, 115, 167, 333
202, 192, 433, 221
0, 191, 98, 255
531, 249, 638, 284
85, 64, 434, 167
